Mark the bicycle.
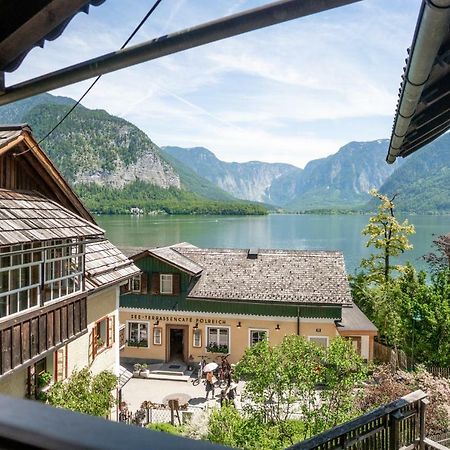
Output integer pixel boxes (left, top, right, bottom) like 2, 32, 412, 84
191, 355, 207, 386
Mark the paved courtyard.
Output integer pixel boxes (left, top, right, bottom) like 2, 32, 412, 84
122, 376, 246, 412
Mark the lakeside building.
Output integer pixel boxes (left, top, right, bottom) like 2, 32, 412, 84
0, 125, 139, 403
120, 243, 377, 366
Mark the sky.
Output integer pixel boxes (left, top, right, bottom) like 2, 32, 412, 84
6, 0, 421, 168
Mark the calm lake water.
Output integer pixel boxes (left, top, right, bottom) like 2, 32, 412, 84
96, 214, 450, 275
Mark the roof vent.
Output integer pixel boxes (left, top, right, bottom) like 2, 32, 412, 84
247, 248, 259, 259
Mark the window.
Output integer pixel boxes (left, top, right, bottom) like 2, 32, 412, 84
0, 244, 42, 317
193, 329, 202, 348
153, 327, 162, 345
308, 336, 328, 348
131, 275, 141, 293
54, 346, 68, 382
128, 322, 149, 347
160, 274, 173, 294
43, 239, 84, 303
249, 329, 267, 346
207, 327, 229, 353
96, 318, 108, 350
89, 316, 115, 362
0, 239, 86, 319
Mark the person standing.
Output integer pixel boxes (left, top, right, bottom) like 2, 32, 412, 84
205, 371, 215, 400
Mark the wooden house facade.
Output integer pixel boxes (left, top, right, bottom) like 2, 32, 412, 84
119, 243, 377, 366
0, 125, 139, 400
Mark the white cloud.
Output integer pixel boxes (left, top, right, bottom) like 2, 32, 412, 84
4, 0, 421, 167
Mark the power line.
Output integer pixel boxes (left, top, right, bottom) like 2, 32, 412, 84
16, 0, 164, 155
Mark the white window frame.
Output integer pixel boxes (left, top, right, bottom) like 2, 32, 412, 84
131, 274, 141, 293
206, 326, 231, 353
308, 336, 329, 348
127, 320, 150, 348
192, 328, 202, 348
160, 274, 173, 294
153, 327, 162, 345
248, 329, 269, 347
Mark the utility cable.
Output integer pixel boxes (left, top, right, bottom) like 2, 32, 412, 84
15, 0, 164, 156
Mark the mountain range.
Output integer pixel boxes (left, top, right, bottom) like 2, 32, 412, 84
0, 92, 448, 214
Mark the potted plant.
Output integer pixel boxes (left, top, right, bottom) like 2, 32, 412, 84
140, 363, 150, 378
133, 363, 142, 378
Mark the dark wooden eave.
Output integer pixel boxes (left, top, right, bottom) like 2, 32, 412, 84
0, 0, 105, 73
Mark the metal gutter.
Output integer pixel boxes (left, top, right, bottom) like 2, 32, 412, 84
387, 0, 450, 164
0, 0, 360, 106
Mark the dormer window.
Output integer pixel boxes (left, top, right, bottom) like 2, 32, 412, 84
160, 274, 173, 294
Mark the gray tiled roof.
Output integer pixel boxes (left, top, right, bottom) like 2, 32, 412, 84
85, 240, 140, 292
341, 303, 378, 332
174, 247, 352, 305
0, 189, 103, 246
150, 243, 202, 275
121, 243, 203, 275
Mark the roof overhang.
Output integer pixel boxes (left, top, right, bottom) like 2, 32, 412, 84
386, 0, 450, 164
0, 0, 105, 73
0, 125, 96, 223
0, 0, 361, 106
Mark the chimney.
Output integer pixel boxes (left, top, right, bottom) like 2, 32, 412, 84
247, 248, 259, 259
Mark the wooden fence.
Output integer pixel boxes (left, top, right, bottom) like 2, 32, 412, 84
288, 390, 448, 450
374, 341, 409, 369
427, 367, 450, 379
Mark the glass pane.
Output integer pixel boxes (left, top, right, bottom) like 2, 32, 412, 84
0, 297, 7, 317
9, 293, 18, 314
30, 287, 38, 307
10, 269, 19, 291
18, 290, 28, 311
0, 271, 8, 292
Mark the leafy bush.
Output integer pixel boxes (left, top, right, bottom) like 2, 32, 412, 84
46, 368, 117, 417
146, 422, 184, 435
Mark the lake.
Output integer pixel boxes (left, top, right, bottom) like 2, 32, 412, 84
96, 214, 450, 275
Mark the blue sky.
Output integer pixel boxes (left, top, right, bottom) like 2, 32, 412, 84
7, 0, 421, 167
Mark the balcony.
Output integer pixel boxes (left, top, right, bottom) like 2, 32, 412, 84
288, 390, 447, 450
0, 390, 446, 450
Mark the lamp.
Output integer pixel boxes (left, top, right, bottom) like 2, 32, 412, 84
236, 321, 241, 328
275, 324, 280, 331
193, 322, 199, 330
154, 320, 159, 326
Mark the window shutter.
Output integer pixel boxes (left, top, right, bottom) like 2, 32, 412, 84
108, 316, 115, 347
141, 273, 148, 294
173, 274, 181, 295
88, 328, 97, 364
151, 273, 160, 294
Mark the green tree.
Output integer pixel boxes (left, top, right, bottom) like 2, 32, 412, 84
46, 368, 117, 417
361, 189, 415, 283
232, 335, 366, 445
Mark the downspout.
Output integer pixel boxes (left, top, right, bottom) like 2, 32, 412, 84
297, 307, 300, 335
387, 0, 450, 164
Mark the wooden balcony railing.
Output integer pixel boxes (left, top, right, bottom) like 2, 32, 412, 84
0, 394, 227, 450
288, 390, 448, 450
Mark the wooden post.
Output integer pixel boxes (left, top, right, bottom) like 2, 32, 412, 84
389, 411, 401, 449
419, 398, 429, 450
